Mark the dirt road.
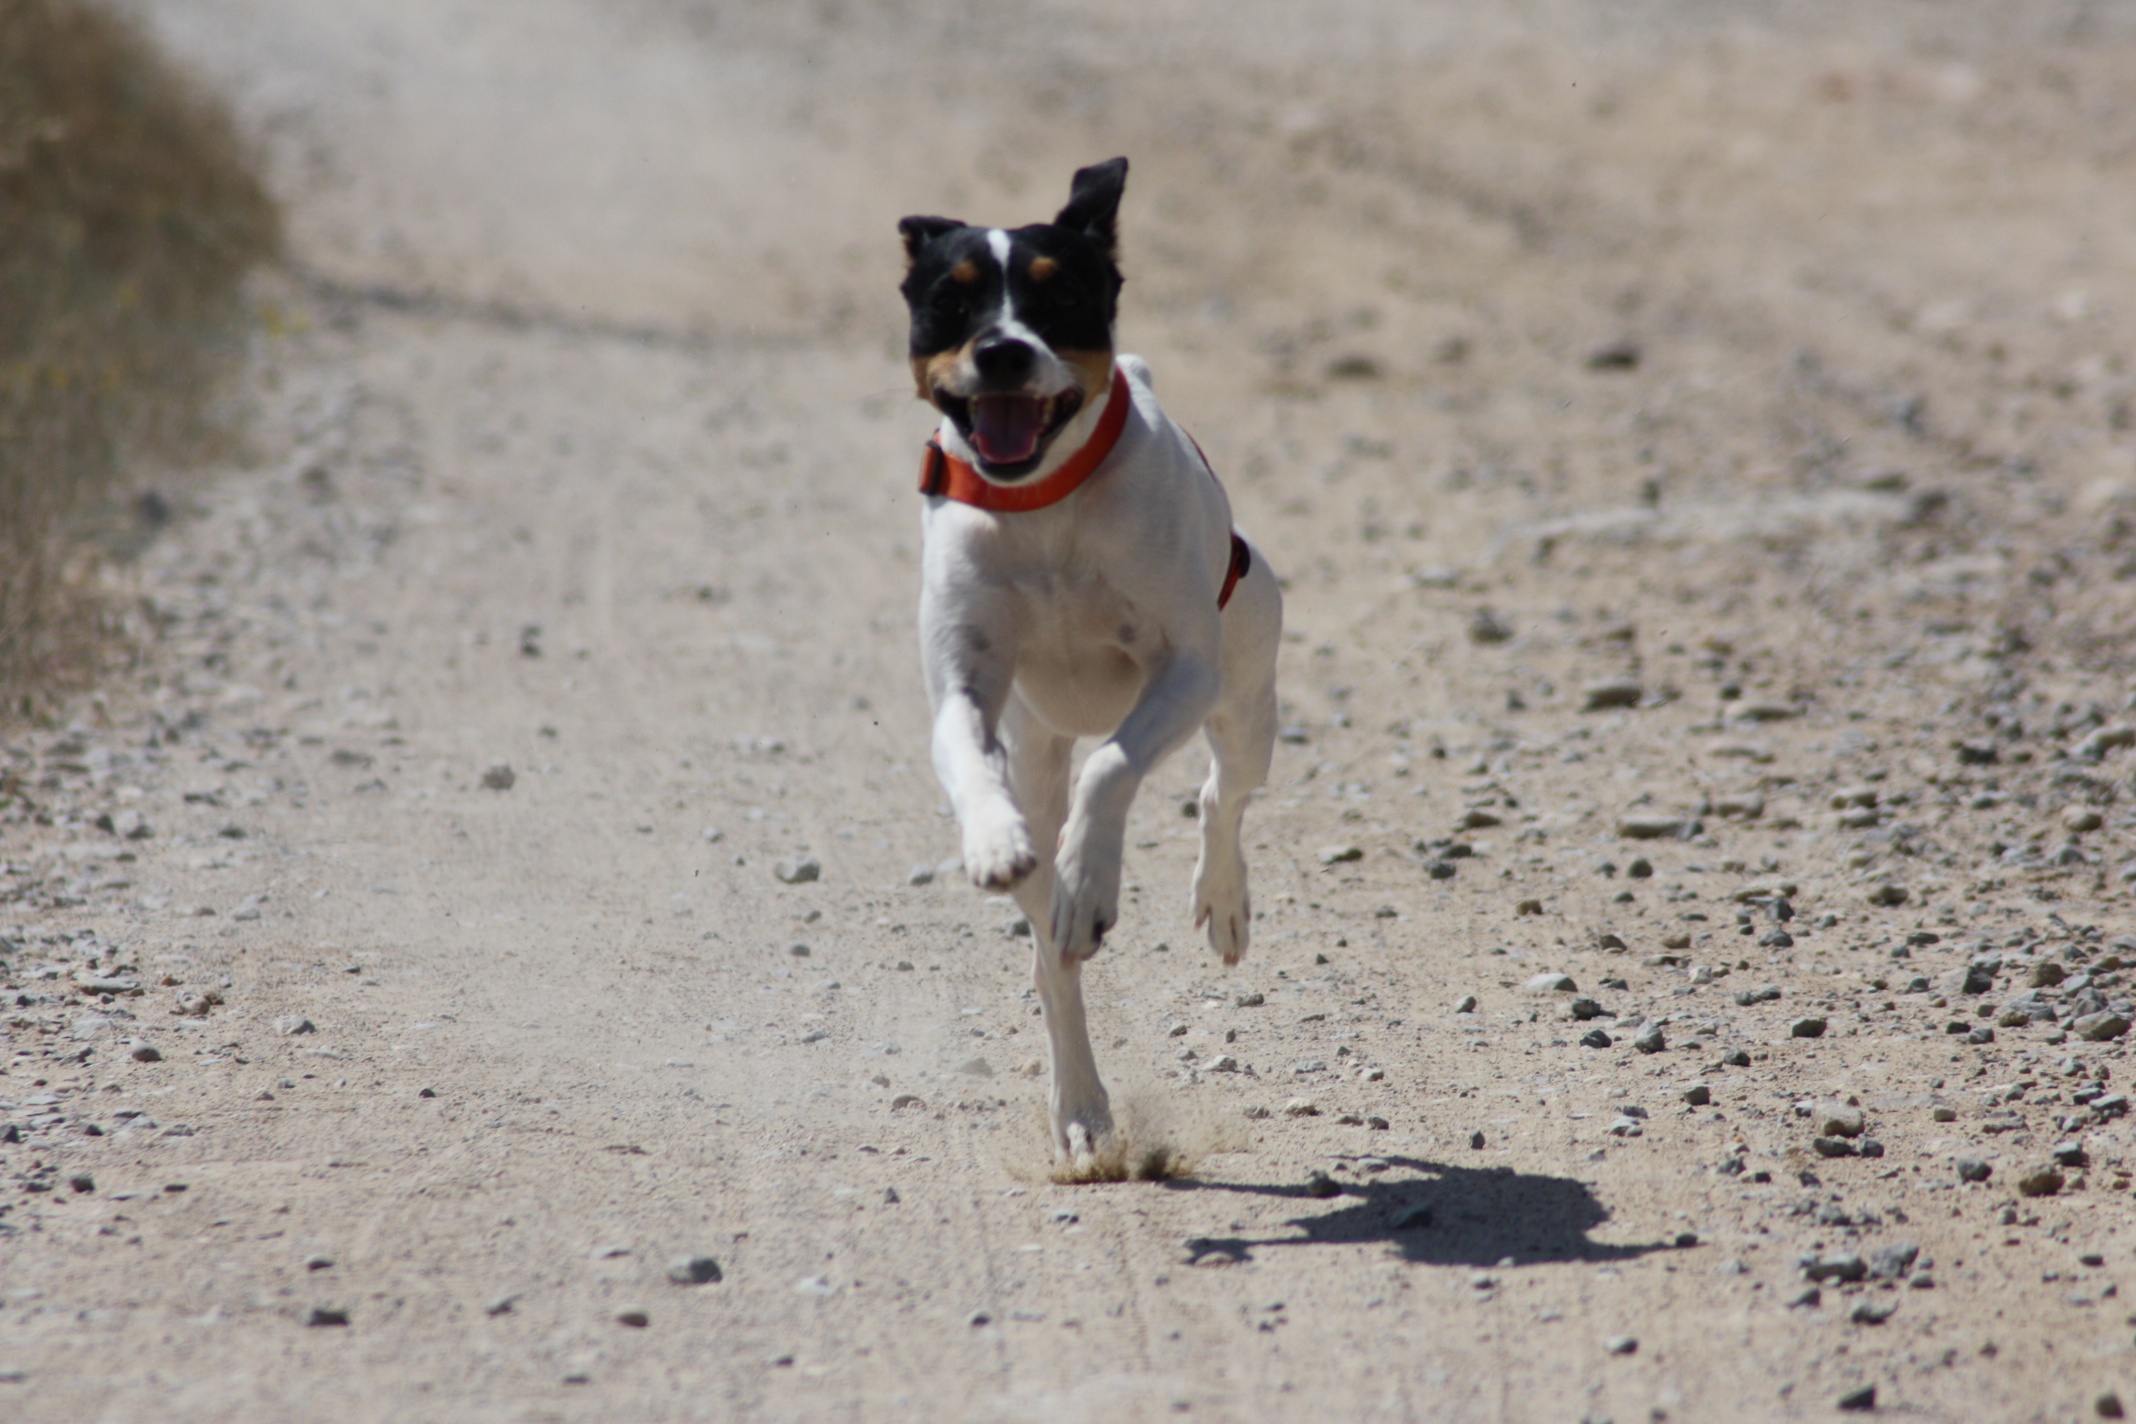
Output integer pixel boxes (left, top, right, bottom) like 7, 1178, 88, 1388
8, 2, 2136, 1419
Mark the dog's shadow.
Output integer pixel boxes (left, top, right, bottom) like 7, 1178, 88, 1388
1168, 1155, 1671, 1268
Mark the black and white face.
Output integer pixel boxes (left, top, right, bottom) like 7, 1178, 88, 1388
898, 158, 1128, 480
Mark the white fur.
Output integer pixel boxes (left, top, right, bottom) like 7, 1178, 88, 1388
916, 354, 1282, 1168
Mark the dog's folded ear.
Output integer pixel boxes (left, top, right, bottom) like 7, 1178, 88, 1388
1055, 157, 1128, 257
899, 215, 964, 266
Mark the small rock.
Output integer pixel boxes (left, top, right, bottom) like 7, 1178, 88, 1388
1868, 1242, 1918, 1280
68, 1173, 93, 1193
1236, 992, 1265, 1008
2099, 1391, 2127, 1420
1284, 1098, 1319, 1117
1631, 1024, 1666, 1055
967, 1310, 992, 1327
1837, 1385, 1876, 1413
1586, 339, 1641, 371
1453, 994, 1479, 1014
1942, 963, 1996, 996
1805, 1252, 1867, 1283
1582, 680, 1643, 712
773, 856, 821, 885
906, 864, 935, 886
1817, 1103, 1866, 1138
480, 762, 516, 791
1603, 1334, 1638, 1355
485, 1295, 518, 1316
1683, 1083, 1711, 1106
1526, 973, 1577, 994
2065, 807, 2105, 834
1570, 997, 1605, 1021
306, 1307, 350, 1328
1847, 1299, 1896, 1328
1788, 1286, 1822, 1309
1393, 1206, 1434, 1230
130, 1044, 162, 1063
1318, 845, 1364, 866
2016, 1166, 2066, 1198
2074, 1012, 2130, 1042
890, 1093, 924, 1111
1789, 1017, 1828, 1039
957, 1058, 992, 1078
2073, 725, 2136, 762
1579, 1029, 1613, 1049
1305, 1170, 1341, 1198
1468, 610, 1513, 645
1956, 1159, 1992, 1183
667, 1255, 723, 1286
1812, 1136, 1857, 1158
1616, 814, 1700, 841
274, 1016, 316, 1036
616, 1308, 650, 1328
1515, 898, 1543, 916
1607, 1115, 1643, 1138
1866, 883, 1909, 907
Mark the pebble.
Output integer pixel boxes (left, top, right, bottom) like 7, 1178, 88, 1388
1526, 973, 1577, 994
1569, 998, 1604, 1021
274, 1016, 316, 1036
1817, 1103, 1866, 1138
1468, 610, 1513, 645
1603, 1335, 1637, 1356
1837, 1385, 1877, 1412
906, 864, 935, 886
774, 856, 821, 884
1866, 883, 1909, 907
306, 1307, 350, 1327
1789, 1017, 1827, 1039
480, 762, 515, 791
1453, 995, 1478, 1014
1318, 845, 1364, 865
1868, 1242, 1919, 1279
1468, 1131, 1486, 1149
1579, 1029, 1613, 1049
1305, 1170, 1341, 1198
1682, 1083, 1711, 1106
1582, 680, 1642, 712
2065, 807, 2105, 834
1631, 1024, 1666, 1055
616, 1308, 650, 1328
2074, 1012, 2130, 1042
667, 1255, 723, 1286
1615, 814, 1698, 841
2100, 1392, 2127, 1420
2017, 1166, 2066, 1197
1804, 1252, 1867, 1283
1956, 1159, 1992, 1183
130, 1044, 161, 1063
485, 1295, 518, 1316
1284, 1099, 1319, 1117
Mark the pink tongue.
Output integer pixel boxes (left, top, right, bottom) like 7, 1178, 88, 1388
971, 395, 1045, 465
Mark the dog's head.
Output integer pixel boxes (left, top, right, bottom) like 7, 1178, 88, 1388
898, 157, 1127, 481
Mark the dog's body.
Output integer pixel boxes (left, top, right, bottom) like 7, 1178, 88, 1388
899, 159, 1282, 1167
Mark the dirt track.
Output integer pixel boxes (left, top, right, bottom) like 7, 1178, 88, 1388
9, 2, 2136, 1419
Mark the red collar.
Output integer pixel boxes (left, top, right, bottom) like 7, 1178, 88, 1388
919, 367, 1131, 513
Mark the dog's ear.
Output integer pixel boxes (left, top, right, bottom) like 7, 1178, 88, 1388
1055, 157, 1128, 257
898, 215, 964, 267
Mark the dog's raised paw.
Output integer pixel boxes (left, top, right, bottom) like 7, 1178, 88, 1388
1192, 854, 1251, 965
963, 814, 1036, 891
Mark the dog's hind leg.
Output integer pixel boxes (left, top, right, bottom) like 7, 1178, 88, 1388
1193, 543, 1281, 966
1002, 695, 1111, 1167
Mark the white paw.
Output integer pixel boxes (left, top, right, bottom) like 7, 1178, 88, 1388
1049, 824, 1122, 962
1054, 1098, 1113, 1168
962, 807, 1036, 892
1192, 845, 1251, 966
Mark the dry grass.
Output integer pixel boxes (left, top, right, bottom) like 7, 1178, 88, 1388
0, 0, 277, 710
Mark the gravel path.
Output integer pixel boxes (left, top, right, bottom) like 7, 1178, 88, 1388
7, 2, 2136, 1419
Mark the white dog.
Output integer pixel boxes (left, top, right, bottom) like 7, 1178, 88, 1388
897, 158, 1283, 1167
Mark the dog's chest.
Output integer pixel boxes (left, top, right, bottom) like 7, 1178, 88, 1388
1007, 560, 1151, 732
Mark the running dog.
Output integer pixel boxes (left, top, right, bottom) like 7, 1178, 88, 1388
897, 157, 1282, 1168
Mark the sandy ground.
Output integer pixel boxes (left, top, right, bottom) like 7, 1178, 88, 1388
9, 1, 2136, 1419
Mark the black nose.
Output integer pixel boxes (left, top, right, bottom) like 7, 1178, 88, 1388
973, 337, 1036, 383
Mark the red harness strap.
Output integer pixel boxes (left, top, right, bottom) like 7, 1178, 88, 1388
920, 367, 1251, 609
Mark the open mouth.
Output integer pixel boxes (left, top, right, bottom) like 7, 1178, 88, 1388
937, 389, 1084, 475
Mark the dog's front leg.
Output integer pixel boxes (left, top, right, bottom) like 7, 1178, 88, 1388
1050, 651, 1219, 960
921, 594, 1033, 892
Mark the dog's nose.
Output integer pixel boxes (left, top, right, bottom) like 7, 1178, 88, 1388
973, 337, 1037, 383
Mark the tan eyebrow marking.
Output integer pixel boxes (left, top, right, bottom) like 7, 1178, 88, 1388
1028, 256, 1058, 280
950, 259, 980, 284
